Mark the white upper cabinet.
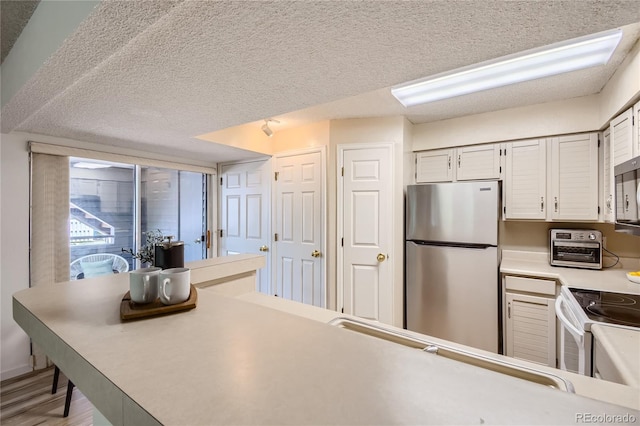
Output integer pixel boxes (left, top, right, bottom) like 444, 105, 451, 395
602, 127, 614, 223
548, 133, 599, 221
415, 149, 454, 183
415, 143, 501, 183
455, 143, 501, 181
611, 108, 634, 166
504, 139, 547, 220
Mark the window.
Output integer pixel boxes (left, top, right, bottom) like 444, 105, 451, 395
69, 158, 208, 276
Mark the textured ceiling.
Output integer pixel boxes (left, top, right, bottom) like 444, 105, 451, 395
0, 0, 40, 64
2, 1, 640, 162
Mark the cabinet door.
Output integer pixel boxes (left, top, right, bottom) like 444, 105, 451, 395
415, 149, 453, 183
504, 139, 546, 219
602, 127, 614, 223
549, 133, 598, 221
611, 108, 634, 166
505, 292, 556, 367
455, 143, 501, 181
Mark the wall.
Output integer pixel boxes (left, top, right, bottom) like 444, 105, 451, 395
1, 134, 31, 380
500, 221, 640, 262
600, 39, 640, 124
329, 116, 408, 327
412, 95, 600, 151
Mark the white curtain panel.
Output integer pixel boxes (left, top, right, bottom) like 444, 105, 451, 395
30, 152, 70, 369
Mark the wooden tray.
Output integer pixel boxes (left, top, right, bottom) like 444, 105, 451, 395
120, 284, 197, 321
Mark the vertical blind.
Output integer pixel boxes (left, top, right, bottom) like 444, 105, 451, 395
30, 153, 70, 369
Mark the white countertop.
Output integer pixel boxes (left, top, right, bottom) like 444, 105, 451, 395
591, 324, 640, 388
13, 263, 640, 425
500, 250, 640, 294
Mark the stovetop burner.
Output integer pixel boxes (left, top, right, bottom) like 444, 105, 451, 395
569, 288, 640, 328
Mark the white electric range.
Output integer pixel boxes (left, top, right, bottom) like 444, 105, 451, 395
556, 285, 640, 376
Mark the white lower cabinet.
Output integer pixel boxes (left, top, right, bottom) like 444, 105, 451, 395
503, 276, 557, 368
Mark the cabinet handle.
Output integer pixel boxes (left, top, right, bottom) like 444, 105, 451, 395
540, 197, 544, 212
448, 156, 451, 169
625, 194, 629, 211
554, 197, 558, 212
507, 302, 511, 319
458, 154, 461, 168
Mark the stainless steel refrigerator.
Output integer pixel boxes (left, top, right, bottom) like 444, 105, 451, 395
405, 181, 499, 353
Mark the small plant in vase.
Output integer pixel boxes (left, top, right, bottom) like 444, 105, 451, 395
122, 229, 164, 267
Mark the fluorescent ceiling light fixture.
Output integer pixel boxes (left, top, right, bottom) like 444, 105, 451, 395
73, 162, 112, 169
391, 28, 623, 107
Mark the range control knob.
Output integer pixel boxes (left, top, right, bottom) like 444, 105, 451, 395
588, 233, 596, 240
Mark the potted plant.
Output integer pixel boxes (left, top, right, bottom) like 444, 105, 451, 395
122, 229, 164, 267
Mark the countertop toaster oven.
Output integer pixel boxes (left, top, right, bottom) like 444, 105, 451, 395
550, 229, 602, 270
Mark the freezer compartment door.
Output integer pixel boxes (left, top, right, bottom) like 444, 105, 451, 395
406, 182, 499, 245
405, 242, 499, 353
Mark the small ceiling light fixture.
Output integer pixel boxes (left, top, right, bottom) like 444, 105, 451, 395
261, 118, 280, 137
391, 28, 623, 107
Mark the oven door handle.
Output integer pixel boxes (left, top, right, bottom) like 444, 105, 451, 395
555, 297, 584, 341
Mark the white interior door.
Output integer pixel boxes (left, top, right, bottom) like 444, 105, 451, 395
219, 160, 271, 294
340, 144, 393, 324
274, 150, 325, 307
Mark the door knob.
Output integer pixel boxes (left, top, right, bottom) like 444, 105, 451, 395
377, 253, 386, 262
259, 245, 269, 252
311, 250, 321, 258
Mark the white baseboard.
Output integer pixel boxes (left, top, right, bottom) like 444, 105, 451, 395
1, 364, 32, 382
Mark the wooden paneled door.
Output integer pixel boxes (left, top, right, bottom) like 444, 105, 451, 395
273, 149, 325, 307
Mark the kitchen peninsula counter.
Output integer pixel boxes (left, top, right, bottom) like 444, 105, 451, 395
14, 256, 639, 425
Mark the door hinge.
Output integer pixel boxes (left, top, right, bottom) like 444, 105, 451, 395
274, 172, 279, 181
274, 233, 279, 242
507, 303, 511, 319
220, 177, 223, 186
219, 229, 223, 238
341, 167, 344, 177
597, 206, 601, 214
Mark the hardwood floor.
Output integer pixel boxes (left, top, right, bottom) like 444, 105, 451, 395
1, 367, 93, 426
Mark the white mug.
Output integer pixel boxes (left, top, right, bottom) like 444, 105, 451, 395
129, 267, 161, 304
160, 268, 191, 305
